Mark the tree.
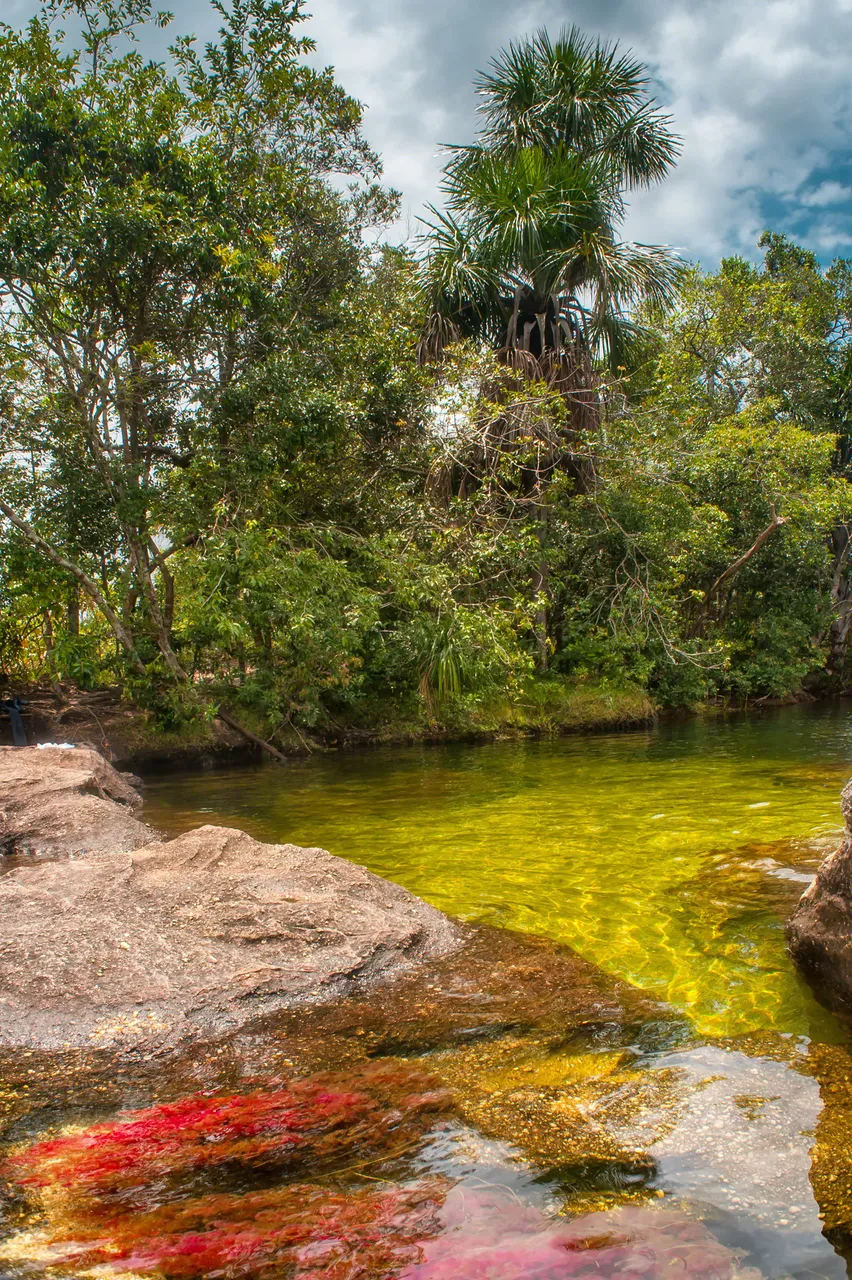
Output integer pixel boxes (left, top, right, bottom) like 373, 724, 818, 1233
416, 27, 682, 668
639, 233, 852, 680
0, 0, 389, 730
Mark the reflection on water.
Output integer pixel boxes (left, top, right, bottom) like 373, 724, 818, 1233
5, 704, 852, 1277
142, 703, 852, 1039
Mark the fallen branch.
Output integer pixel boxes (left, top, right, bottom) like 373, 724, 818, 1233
216, 707, 287, 763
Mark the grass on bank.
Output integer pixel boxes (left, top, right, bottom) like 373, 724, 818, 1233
328, 677, 655, 748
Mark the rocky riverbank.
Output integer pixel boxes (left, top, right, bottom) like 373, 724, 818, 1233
0, 747, 461, 1053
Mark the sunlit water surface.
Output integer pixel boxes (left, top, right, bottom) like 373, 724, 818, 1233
144, 704, 852, 1040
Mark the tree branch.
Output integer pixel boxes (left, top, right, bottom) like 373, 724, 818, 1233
0, 496, 146, 673
146, 445, 194, 468
709, 506, 788, 599
216, 707, 287, 762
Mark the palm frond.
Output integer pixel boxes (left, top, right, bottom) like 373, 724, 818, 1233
474, 25, 681, 190
416, 206, 508, 349
547, 234, 682, 311
442, 146, 612, 288
587, 311, 650, 370
602, 103, 682, 188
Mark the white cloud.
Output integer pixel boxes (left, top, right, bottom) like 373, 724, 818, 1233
11, 0, 852, 262
309, 0, 852, 264
800, 180, 852, 207
805, 215, 852, 250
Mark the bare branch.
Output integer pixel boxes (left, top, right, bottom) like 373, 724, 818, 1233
709, 505, 788, 599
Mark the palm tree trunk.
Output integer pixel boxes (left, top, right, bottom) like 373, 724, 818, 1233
532, 482, 549, 671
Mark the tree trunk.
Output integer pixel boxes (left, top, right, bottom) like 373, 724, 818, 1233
828, 524, 852, 678
532, 481, 549, 671
216, 708, 287, 762
67, 588, 80, 637
43, 610, 63, 696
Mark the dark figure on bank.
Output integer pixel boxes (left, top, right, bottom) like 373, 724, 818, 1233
0, 698, 28, 746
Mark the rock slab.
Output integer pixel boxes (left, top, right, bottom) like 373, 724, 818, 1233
0, 745, 154, 858
0, 824, 461, 1051
787, 777, 852, 1011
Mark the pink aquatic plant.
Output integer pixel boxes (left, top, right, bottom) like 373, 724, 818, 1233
402, 1192, 759, 1280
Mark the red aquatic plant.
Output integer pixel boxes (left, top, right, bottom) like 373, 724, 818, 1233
32, 1179, 450, 1279
6, 1062, 449, 1205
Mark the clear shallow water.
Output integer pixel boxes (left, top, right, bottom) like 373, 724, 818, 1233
143, 704, 852, 1040
6, 704, 852, 1279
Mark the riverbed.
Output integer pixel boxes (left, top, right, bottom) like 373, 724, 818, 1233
3, 704, 852, 1278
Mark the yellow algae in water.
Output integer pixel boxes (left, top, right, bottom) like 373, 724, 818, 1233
0, 1225, 166, 1280
141, 710, 852, 1040
85, 1271, 149, 1280
805, 1042, 852, 1243
433, 1034, 688, 1176
480, 1047, 629, 1093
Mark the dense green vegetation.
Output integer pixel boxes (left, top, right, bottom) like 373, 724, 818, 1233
1, 0, 851, 747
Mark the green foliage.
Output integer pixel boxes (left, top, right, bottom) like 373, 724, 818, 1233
1, 4, 851, 737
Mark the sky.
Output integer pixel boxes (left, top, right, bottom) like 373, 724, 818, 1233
7, 0, 852, 266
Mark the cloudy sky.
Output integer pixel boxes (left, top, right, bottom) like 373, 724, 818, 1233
8, 0, 852, 265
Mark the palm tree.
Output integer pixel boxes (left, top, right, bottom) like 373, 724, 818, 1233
419, 27, 682, 380
418, 28, 682, 668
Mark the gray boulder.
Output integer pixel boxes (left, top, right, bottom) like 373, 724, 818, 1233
787, 777, 852, 1011
0, 745, 154, 858
0, 824, 461, 1051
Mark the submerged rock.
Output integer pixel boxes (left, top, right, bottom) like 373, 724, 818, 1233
787, 777, 852, 1012
0, 824, 461, 1052
0, 744, 154, 858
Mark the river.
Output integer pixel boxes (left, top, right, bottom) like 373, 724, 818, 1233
143, 703, 852, 1041
3, 704, 852, 1278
